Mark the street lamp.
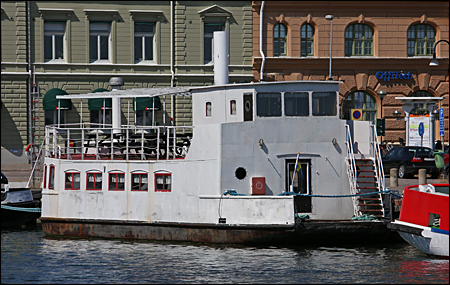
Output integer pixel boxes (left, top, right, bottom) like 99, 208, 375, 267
429, 39, 450, 66
325, 15, 334, 81
377, 90, 386, 142
393, 110, 402, 121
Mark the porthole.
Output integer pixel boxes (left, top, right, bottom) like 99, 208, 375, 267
245, 101, 251, 112
235, 167, 247, 180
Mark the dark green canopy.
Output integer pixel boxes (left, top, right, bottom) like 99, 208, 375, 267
133, 96, 162, 111
43, 88, 72, 110
88, 88, 112, 110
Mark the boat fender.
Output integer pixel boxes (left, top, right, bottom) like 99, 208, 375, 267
418, 184, 435, 193
25, 143, 32, 152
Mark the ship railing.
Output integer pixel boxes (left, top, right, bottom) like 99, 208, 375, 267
345, 124, 360, 217
44, 123, 193, 161
370, 123, 386, 217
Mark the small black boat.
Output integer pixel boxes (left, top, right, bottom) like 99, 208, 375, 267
1, 172, 41, 229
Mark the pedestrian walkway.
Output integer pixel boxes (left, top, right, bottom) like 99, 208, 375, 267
385, 176, 448, 194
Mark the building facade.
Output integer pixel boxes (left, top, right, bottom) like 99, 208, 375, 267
252, 1, 449, 147
1, 1, 253, 168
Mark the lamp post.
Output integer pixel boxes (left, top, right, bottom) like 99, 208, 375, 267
325, 15, 334, 81
377, 90, 386, 142
429, 39, 449, 66
393, 110, 402, 121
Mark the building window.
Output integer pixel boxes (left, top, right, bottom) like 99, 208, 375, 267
230, 100, 237, 115
155, 173, 171, 192
204, 23, 225, 64
89, 22, 110, 62
407, 24, 435, 56
45, 110, 66, 126
274, 23, 287, 56
108, 173, 125, 191
301, 24, 314, 57
90, 109, 112, 128
49, 165, 55, 189
44, 22, 65, 62
410, 90, 433, 115
43, 166, 47, 189
86, 172, 102, 191
257, 92, 281, 117
131, 173, 148, 191
65, 172, 80, 190
135, 110, 154, 126
134, 22, 155, 63
206, 102, 212, 117
345, 24, 373, 56
342, 91, 377, 121
285, 92, 309, 116
312, 92, 337, 116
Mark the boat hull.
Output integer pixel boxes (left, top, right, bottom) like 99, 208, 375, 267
40, 217, 402, 245
1, 201, 41, 229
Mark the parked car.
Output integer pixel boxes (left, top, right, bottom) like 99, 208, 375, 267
381, 146, 440, 179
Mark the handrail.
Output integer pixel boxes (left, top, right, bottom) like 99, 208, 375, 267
345, 124, 359, 217
370, 124, 385, 217
26, 140, 45, 188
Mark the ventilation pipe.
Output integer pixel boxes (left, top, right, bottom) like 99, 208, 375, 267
109, 77, 124, 134
213, 31, 229, 85
259, 1, 266, 81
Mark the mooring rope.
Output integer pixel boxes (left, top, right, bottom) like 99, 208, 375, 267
222, 189, 402, 198
1, 204, 41, 213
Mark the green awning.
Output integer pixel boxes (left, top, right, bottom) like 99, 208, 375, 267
133, 96, 161, 111
43, 88, 72, 110
88, 88, 112, 110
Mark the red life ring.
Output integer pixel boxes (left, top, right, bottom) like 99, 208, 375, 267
25, 143, 32, 152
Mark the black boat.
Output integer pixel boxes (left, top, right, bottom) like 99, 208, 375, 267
1, 172, 41, 229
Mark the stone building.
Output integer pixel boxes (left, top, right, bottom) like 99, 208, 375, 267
252, 1, 449, 146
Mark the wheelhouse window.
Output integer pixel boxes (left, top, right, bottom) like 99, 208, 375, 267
89, 22, 110, 62
257, 92, 281, 117
345, 24, 373, 56
285, 92, 309, 116
342, 91, 377, 121
230, 100, 237, 115
131, 173, 148, 191
301, 24, 314, 57
312, 92, 337, 116
206, 102, 212, 117
65, 172, 80, 190
109, 173, 125, 191
134, 22, 155, 63
274, 23, 287, 56
86, 172, 102, 191
44, 22, 65, 62
155, 173, 171, 192
49, 165, 55, 190
204, 23, 225, 64
408, 24, 435, 56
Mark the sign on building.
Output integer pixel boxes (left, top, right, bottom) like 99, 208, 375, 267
409, 115, 431, 148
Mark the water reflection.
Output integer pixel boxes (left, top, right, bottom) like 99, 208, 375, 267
2, 227, 449, 284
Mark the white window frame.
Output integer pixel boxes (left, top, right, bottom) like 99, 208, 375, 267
89, 23, 111, 63
44, 22, 66, 62
134, 23, 155, 64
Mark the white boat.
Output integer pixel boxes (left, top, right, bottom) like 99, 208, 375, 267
39, 32, 400, 244
388, 184, 449, 257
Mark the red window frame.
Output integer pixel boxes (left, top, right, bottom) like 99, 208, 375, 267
108, 173, 125, 191
49, 165, 55, 189
43, 165, 47, 189
155, 173, 171, 192
65, 172, 80, 190
131, 173, 148, 191
86, 172, 102, 191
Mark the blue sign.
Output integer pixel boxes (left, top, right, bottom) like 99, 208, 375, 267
418, 122, 424, 137
376, 71, 413, 81
439, 108, 445, 137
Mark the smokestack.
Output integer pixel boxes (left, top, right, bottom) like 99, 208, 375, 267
109, 77, 124, 134
213, 31, 229, 85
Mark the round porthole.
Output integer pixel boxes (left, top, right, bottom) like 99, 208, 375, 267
245, 101, 251, 112
235, 167, 247, 180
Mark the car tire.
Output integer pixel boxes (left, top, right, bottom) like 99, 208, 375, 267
398, 165, 406, 179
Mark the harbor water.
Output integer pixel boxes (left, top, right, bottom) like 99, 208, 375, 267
2, 225, 449, 284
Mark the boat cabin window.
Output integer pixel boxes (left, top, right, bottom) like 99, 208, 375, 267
65, 172, 80, 190
257, 92, 281, 117
155, 173, 171, 192
230, 100, 237, 115
43, 165, 47, 189
131, 173, 148, 191
49, 165, 55, 189
206, 102, 212, 117
86, 172, 102, 191
312, 92, 337, 116
108, 173, 125, 191
285, 92, 309, 116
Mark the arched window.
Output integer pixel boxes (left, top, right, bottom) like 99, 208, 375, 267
345, 24, 373, 56
274, 24, 287, 56
342, 91, 377, 121
301, 24, 314, 56
407, 24, 435, 56
410, 90, 433, 115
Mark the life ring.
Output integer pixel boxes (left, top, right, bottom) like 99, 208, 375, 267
25, 143, 32, 152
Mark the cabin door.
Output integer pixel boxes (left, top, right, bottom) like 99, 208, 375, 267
243, 93, 253, 121
286, 159, 312, 213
